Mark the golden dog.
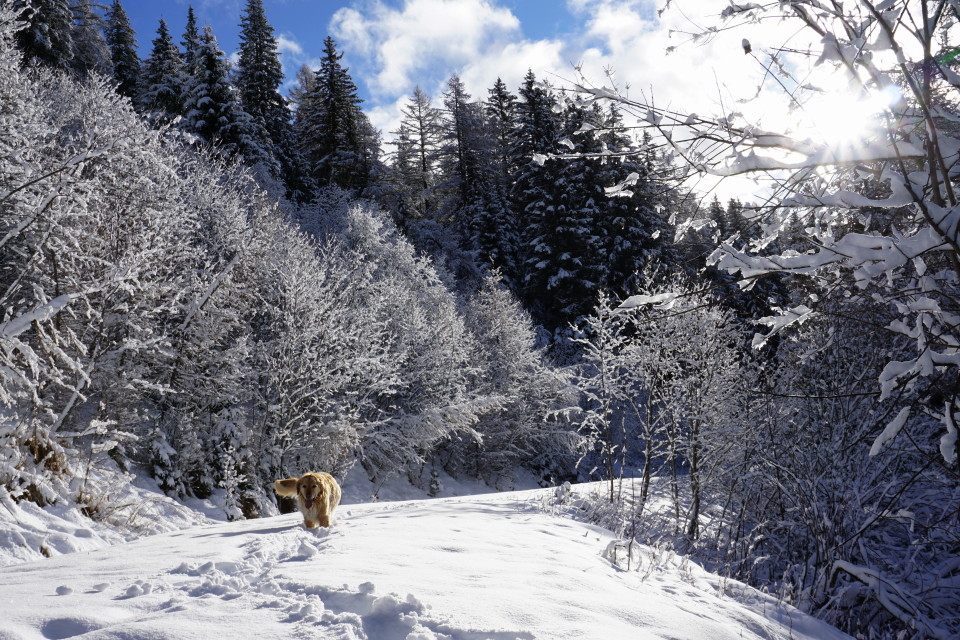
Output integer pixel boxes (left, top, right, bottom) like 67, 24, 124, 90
274, 472, 342, 528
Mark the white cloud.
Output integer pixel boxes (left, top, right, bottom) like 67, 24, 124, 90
332, 0, 521, 96
277, 34, 304, 58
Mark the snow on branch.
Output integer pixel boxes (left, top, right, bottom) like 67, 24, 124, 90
0, 294, 78, 341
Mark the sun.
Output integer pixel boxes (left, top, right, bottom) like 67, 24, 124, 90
787, 73, 901, 154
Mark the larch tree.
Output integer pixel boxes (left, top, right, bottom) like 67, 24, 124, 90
391, 85, 442, 218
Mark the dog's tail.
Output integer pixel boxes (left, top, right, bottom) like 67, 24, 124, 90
274, 478, 298, 497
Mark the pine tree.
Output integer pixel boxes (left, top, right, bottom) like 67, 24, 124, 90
536, 100, 608, 324
294, 37, 372, 191
69, 0, 110, 77
139, 18, 185, 119
235, 0, 308, 200
599, 117, 677, 298
236, 0, 284, 128
12, 0, 75, 68
476, 77, 520, 280
104, 0, 140, 99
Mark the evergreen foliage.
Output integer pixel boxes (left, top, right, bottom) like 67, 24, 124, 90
69, 0, 109, 77
12, 0, 75, 68
104, 0, 140, 99
138, 18, 185, 119
180, 6, 201, 72
181, 25, 273, 170
294, 37, 372, 191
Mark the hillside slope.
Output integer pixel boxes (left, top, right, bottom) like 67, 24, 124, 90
0, 488, 851, 640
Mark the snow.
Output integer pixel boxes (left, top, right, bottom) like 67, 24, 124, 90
0, 483, 852, 640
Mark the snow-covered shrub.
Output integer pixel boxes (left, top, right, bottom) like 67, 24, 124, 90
446, 276, 583, 487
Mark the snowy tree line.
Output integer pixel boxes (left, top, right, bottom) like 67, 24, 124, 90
11, 0, 685, 334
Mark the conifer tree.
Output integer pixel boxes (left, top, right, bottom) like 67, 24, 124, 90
70, 0, 109, 77
12, 0, 74, 68
536, 100, 608, 324
475, 77, 520, 280
181, 6, 201, 72
510, 70, 563, 323
104, 0, 140, 99
139, 18, 185, 119
235, 0, 308, 199
236, 0, 284, 127
294, 37, 372, 191
391, 85, 442, 217
182, 25, 270, 167
485, 78, 517, 181
599, 117, 677, 298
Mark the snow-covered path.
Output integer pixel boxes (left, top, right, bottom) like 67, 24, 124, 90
0, 489, 850, 640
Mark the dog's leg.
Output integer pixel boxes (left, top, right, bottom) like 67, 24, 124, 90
304, 519, 317, 529
318, 514, 330, 527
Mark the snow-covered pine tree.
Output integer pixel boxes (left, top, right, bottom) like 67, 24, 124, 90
12, 0, 74, 68
138, 18, 185, 120
236, 0, 284, 130
509, 71, 568, 326
104, 0, 139, 100
476, 77, 520, 280
294, 37, 372, 191
598, 119, 678, 298
69, 0, 109, 77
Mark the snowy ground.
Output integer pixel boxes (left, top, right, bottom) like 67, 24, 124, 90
0, 482, 851, 640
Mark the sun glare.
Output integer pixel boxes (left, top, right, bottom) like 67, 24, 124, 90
788, 77, 901, 153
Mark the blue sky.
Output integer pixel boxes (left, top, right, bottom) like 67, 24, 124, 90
121, 0, 775, 180
125, 0, 582, 102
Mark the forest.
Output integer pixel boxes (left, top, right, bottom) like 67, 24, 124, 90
1, 1, 959, 638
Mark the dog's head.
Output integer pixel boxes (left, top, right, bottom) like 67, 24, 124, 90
298, 474, 325, 510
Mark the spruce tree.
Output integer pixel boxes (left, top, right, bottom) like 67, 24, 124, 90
510, 70, 562, 323
236, 0, 284, 128
181, 6, 201, 72
235, 0, 309, 199
104, 0, 140, 99
12, 0, 75, 68
182, 25, 271, 168
139, 18, 185, 119
295, 37, 375, 192
599, 115, 677, 298
485, 77, 517, 186
477, 77, 521, 281
537, 100, 608, 324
